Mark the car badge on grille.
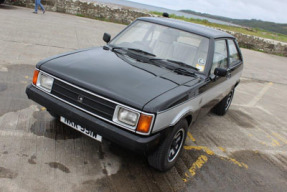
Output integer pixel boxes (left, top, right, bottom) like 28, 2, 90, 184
77, 95, 84, 103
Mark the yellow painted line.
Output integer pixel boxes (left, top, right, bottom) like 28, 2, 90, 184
249, 129, 282, 147
184, 146, 215, 155
272, 139, 281, 147
187, 132, 196, 142
183, 145, 248, 182
259, 134, 280, 147
25, 76, 29, 79
259, 141, 279, 147
217, 147, 226, 152
272, 132, 287, 144
227, 158, 248, 169
41, 107, 46, 111
267, 134, 280, 146
248, 82, 273, 107
183, 155, 208, 182
189, 155, 208, 176
185, 145, 248, 168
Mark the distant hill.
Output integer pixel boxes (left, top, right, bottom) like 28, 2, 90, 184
181, 10, 287, 35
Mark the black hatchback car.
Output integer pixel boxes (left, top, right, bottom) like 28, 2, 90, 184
26, 16, 243, 171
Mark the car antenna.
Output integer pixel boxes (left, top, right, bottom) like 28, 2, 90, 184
162, 12, 169, 18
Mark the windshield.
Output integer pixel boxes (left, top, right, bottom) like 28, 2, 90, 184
109, 21, 209, 72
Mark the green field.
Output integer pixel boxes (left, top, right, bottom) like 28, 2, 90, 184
150, 11, 287, 43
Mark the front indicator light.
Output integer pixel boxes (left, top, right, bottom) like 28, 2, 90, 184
32, 70, 39, 85
136, 114, 153, 133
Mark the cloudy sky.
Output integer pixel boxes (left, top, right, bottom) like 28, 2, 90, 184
129, 0, 286, 23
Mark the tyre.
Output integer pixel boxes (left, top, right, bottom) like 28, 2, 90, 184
148, 119, 188, 171
213, 89, 234, 116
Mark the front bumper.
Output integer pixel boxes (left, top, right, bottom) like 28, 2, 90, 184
26, 84, 161, 154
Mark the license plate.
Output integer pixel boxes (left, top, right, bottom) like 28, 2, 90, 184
60, 116, 102, 142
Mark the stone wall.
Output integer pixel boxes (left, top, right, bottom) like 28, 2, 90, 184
227, 31, 287, 56
5, 0, 287, 56
5, 0, 152, 24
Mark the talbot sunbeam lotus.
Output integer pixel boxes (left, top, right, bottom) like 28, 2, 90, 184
26, 15, 243, 171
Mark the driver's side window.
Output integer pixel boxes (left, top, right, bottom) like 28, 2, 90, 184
211, 40, 228, 75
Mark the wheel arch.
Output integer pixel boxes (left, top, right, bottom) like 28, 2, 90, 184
185, 114, 192, 127
170, 108, 193, 127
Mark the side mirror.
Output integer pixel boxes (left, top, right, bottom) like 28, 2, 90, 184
214, 68, 227, 77
103, 33, 111, 43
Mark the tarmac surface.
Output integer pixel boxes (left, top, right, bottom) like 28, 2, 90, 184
1, 5, 287, 192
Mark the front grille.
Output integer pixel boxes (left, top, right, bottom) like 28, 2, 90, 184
51, 79, 116, 120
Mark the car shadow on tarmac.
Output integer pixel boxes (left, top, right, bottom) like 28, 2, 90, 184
28, 109, 287, 192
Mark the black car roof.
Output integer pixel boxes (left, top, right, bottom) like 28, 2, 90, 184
138, 17, 234, 39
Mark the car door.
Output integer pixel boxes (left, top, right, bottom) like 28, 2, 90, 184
226, 39, 243, 81
197, 39, 230, 119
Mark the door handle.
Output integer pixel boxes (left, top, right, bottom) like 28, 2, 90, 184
226, 72, 231, 79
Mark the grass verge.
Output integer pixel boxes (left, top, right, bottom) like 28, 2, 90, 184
150, 11, 287, 43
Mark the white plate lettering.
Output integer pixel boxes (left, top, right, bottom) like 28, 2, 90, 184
60, 116, 102, 142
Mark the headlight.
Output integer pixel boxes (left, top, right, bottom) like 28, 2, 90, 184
113, 105, 154, 134
117, 107, 139, 127
36, 72, 54, 92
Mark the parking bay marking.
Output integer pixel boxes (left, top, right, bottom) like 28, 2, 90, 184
183, 133, 248, 182
247, 82, 273, 107
183, 145, 248, 182
246, 127, 285, 147
272, 132, 287, 144
187, 131, 196, 142
0, 130, 34, 137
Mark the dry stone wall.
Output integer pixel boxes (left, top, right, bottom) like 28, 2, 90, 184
228, 31, 287, 56
6, 0, 151, 24
5, 0, 287, 56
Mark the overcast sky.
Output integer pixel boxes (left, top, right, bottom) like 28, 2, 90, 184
128, 0, 286, 23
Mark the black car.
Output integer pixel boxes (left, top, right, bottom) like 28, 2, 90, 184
26, 16, 243, 171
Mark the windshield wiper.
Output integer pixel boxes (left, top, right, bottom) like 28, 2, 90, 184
166, 59, 199, 71
172, 68, 196, 76
127, 48, 156, 57
111, 47, 156, 57
149, 59, 196, 77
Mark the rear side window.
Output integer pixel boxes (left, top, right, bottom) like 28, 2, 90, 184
228, 39, 241, 66
211, 40, 228, 74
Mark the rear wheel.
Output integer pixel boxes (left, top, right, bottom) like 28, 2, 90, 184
213, 89, 234, 116
147, 119, 188, 171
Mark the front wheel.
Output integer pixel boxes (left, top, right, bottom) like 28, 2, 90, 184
147, 119, 188, 171
213, 89, 234, 116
